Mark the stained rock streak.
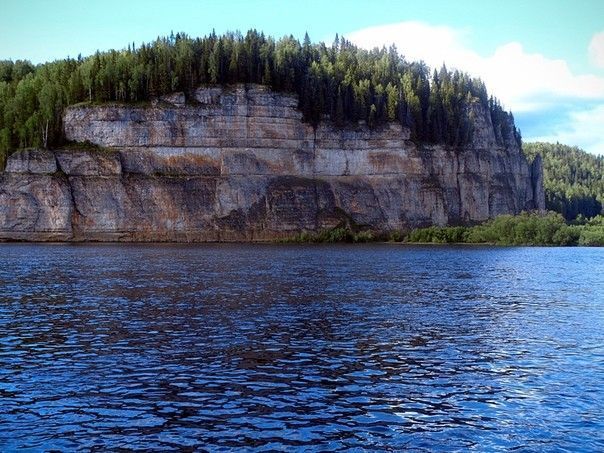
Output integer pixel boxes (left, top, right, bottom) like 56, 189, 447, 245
0, 84, 544, 241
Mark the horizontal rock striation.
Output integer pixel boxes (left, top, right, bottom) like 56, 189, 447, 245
0, 84, 544, 241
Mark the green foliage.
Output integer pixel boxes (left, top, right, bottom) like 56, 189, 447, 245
406, 225, 468, 243
387, 230, 404, 242
578, 228, 604, 246
465, 212, 567, 245
283, 213, 604, 246
286, 227, 376, 243
0, 30, 517, 168
406, 212, 604, 246
577, 216, 604, 245
587, 214, 604, 226
523, 142, 604, 220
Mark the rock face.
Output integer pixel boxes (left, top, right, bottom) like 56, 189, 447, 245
0, 84, 544, 241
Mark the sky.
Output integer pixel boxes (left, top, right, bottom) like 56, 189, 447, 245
2, 0, 604, 154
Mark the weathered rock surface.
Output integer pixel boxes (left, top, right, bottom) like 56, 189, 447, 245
0, 84, 544, 241
5, 149, 58, 174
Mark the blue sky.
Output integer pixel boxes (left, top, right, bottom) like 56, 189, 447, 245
2, 0, 604, 153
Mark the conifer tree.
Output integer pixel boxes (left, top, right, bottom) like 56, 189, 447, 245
0, 29, 518, 167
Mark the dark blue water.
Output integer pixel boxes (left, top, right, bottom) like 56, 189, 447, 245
0, 244, 603, 451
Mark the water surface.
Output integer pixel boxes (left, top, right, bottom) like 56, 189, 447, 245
1, 244, 603, 451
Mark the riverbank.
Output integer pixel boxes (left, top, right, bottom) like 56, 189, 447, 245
284, 212, 604, 246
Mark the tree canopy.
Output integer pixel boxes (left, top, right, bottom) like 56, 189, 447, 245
0, 30, 519, 168
523, 142, 604, 220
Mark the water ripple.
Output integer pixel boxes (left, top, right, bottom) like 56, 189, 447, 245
1, 244, 603, 451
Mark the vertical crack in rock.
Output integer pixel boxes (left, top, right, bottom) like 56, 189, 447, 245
53, 152, 80, 239
312, 126, 319, 231
0, 85, 545, 242
456, 150, 463, 221
530, 154, 546, 211
56, 174, 76, 220
65, 176, 82, 240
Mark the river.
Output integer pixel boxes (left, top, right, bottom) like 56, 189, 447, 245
1, 244, 603, 450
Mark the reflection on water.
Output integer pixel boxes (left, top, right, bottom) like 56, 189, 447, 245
1, 244, 603, 450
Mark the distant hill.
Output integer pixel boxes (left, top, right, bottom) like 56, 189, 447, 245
523, 142, 604, 220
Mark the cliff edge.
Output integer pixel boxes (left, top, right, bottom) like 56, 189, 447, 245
0, 84, 544, 242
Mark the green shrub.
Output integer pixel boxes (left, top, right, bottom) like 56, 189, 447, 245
285, 226, 378, 243
578, 226, 604, 246
587, 215, 604, 227
406, 212, 591, 246
406, 226, 469, 243
284, 213, 603, 246
552, 225, 581, 246
352, 230, 375, 243
388, 230, 404, 242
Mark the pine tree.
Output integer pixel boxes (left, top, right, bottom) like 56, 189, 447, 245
0, 28, 518, 163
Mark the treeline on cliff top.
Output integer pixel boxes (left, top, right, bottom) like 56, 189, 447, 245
523, 142, 604, 220
0, 30, 520, 167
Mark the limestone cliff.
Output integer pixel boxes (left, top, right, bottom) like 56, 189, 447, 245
0, 84, 544, 242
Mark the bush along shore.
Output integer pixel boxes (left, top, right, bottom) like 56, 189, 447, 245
285, 212, 604, 246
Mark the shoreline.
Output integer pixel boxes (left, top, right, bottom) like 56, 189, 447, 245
0, 239, 601, 247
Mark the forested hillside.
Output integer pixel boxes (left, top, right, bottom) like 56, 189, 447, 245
0, 30, 519, 168
523, 142, 604, 220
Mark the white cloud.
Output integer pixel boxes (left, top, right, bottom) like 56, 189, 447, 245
529, 105, 604, 156
479, 42, 604, 111
345, 21, 476, 72
347, 21, 604, 112
589, 31, 604, 69
346, 21, 604, 154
